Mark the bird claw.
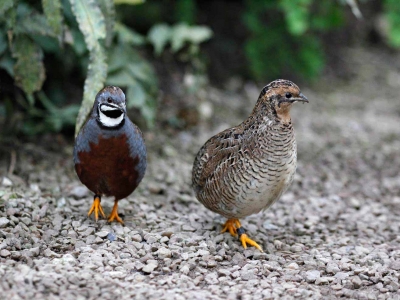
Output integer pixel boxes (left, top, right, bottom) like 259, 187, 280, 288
221, 219, 241, 237
87, 196, 106, 221
240, 233, 263, 252
107, 201, 124, 224
221, 219, 263, 252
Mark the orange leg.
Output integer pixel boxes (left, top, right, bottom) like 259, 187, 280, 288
221, 218, 263, 252
108, 200, 124, 224
221, 218, 241, 237
87, 195, 106, 221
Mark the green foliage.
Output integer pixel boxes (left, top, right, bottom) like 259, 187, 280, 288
148, 23, 213, 57
244, 0, 344, 80
175, 0, 196, 25
11, 35, 46, 105
42, 0, 63, 36
107, 26, 158, 126
69, 0, 108, 135
384, 0, 400, 48
0, 0, 163, 135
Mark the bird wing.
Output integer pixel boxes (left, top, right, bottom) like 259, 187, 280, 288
192, 127, 245, 190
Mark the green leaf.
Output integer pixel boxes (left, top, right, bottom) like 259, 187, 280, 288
126, 81, 146, 108
1, 0, 16, 33
11, 35, 46, 102
114, 0, 145, 5
279, 0, 312, 36
42, 0, 63, 36
69, 27, 87, 55
0, 31, 7, 55
0, 0, 13, 16
68, 0, 106, 51
16, 12, 56, 37
75, 46, 108, 134
148, 23, 171, 55
0, 53, 14, 77
98, 0, 115, 47
106, 44, 158, 127
107, 70, 135, 86
170, 23, 212, 53
115, 22, 146, 46
69, 0, 108, 135
384, 0, 400, 48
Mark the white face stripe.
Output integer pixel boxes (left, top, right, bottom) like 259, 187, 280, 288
100, 105, 119, 111
98, 110, 124, 127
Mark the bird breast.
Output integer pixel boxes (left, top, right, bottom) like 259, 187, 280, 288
234, 142, 297, 217
202, 123, 297, 219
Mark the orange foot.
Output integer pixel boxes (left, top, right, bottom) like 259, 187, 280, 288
108, 201, 124, 224
88, 195, 106, 221
240, 233, 263, 252
221, 218, 241, 237
221, 218, 263, 252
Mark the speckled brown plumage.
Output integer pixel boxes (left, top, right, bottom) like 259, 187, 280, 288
192, 79, 308, 251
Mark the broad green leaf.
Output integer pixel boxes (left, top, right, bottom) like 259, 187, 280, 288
69, 27, 87, 55
47, 104, 79, 132
42, 0, 63, 36
114, 0, 144, 5
75, 45, 108, 135
107, 43, 129, 72
0, 32, 7, 55
148, 23, 171, 55
70, 0, 108, 135
107, 70, 135, 86
182, 26, 213, 44
0, 53, 15, 77
126, 81, 146, 108
17, 13, 56, 37
0, 0, 13, 16
279, 0, 311, 36
115, 22, 146, 46
98, 0, 115, 47
106, 44, 158, 127
385, 0, 400, 48
1, 0, 16, 33
12, 35, 45, 103
68, 0, 106, 51
170, 23, 212, 53
140, 103, 155, 127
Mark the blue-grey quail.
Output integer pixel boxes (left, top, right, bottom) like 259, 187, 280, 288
73, 86, 147, 223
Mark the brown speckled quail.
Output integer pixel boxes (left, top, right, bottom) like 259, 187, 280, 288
192, 79, 308, 251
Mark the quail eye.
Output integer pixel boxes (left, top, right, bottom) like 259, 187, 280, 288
285, 92, 292, 99
107, 98, 112, 103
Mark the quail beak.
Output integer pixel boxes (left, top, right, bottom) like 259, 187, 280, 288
295, 93, 309, 103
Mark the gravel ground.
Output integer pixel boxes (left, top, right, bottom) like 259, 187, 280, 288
1, 47, 400, 299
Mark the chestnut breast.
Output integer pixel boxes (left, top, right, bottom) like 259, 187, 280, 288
74, 118, 146, 200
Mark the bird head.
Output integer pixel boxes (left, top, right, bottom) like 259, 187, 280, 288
94, 86, 127, 128
253, 79, 308, 123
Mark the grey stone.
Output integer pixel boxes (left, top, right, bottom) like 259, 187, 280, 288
157, 247, 171, 259
0, 249, 11, 257
390, 260, 400, 271
107, 232, 116, 242
142, 263, 157, 273
69, 186, 89, 198
0, 217, 10, 228
95, 231, 109, 238
335, 272, 349, 280
326, 262, 340, 274
351, 276, 363, 289
305, 270, 320, 282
